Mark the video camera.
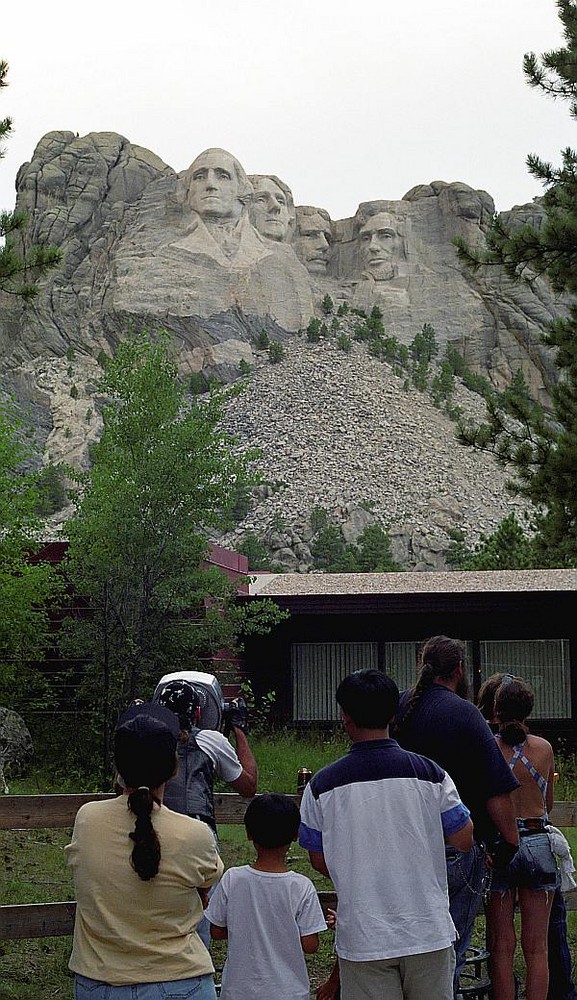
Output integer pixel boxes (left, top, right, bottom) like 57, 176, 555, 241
152, 670, 248, 734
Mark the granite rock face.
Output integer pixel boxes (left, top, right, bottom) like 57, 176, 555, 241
2, 132, 561, 402
0, 132, 563, 569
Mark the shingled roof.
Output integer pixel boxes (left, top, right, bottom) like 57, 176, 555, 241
249, 569, 577, 598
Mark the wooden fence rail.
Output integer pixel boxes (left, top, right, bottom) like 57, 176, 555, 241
0, 795, 575, 940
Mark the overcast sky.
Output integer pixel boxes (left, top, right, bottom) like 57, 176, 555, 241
1, 1, 573, 221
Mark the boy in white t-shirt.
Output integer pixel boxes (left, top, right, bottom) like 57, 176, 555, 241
205, 792, 327, 1000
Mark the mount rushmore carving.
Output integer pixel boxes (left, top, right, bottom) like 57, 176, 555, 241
1, 130, 562, 403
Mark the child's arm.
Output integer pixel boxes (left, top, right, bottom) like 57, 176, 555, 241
300, 932, 319, 954
210, 923, 228, 941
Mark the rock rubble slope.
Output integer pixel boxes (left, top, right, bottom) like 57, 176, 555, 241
220, 339, 528, 570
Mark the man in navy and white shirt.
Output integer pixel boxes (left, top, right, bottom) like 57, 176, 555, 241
299, 669, 473, 1000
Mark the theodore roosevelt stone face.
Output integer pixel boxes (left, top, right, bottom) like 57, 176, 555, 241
250, 176, 292, 242
358, 212, 402, 281
187, 149, 246, 222
295, 208, 332, 273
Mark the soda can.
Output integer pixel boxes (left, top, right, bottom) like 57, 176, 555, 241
297, 768, 312, 793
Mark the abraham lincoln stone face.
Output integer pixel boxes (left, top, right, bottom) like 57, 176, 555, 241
358, 212, 402, 281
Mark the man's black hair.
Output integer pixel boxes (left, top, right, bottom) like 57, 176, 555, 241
244, 792, 301, 848
336, 669, 399, 729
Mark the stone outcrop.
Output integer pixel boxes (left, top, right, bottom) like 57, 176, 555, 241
0, 708, 33, 791
0, 132, 563, 570
2, 132, 562, 405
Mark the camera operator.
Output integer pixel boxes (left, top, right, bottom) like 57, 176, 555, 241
154, 679, 257, 833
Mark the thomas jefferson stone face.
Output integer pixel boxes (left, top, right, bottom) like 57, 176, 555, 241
187, 149, 244, 222
359, 212, 402, 280
295, 210, 332, 273
250, 177, 291, 242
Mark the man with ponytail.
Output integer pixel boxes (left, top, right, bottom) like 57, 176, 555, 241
395, 636, 520, 997
66, 702, 223, 1000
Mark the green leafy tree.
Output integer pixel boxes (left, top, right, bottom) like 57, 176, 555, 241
63, 332, 284, 773
453, 1, 577, 565
0, 400, 61, 705
0, 60, 61, 296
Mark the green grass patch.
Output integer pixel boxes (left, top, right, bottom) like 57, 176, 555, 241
2, 741, 577, 998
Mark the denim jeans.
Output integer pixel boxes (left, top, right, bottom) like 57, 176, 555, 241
547, 886, 577, 1000
445, 842, 487, 998
74, 973, 217, 1000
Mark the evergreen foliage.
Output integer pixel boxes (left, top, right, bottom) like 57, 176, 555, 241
255, 329, 270, 350
310, 507, 401, 573
268, 340, 285, 363
453, 1, 577, 565
446, 514, 537, 570
306, 317, 323, 342
0, 60, 61, 296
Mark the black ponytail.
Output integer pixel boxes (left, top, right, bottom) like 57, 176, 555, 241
395, 636, 464, 732
127, 787, 162, 881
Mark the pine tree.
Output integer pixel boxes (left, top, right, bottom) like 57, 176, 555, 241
0, 60, 61, 296
454, 1, 577, 566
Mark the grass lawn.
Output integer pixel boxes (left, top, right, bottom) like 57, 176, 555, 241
1, 735, 576, 999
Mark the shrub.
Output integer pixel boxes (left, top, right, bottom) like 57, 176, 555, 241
337, 332, 352, 353
190, 371, 208, 395
431, 360, 456, 407
255, 329, 270, 350
35, 464, 68, 516
306, 317, 323, 343
410, 323, 439, 364
268, 341, 285, 363
237, 533, 273, 571
238, 358, 252, 376
70, 384, 79, 399
321, 294, 334, 315
336, 302, 349, 316
367, 305, 385, 337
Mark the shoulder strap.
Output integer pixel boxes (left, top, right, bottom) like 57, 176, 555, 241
508, 741, 548, 799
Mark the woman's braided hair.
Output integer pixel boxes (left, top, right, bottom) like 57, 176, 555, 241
395, 635, 465, 732
126, 788, 162, 881
114, 706, 178, 881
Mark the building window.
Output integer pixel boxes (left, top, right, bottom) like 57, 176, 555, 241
292, 642, 378, 721
480, 639, 570, 719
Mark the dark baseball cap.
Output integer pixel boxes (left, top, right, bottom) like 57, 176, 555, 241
117, 701, 180, 738
114, 702, 179, 789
